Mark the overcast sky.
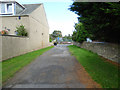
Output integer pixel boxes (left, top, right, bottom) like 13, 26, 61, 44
16, 0, 78, 36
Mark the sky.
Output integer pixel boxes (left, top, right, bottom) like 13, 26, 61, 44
16, 0, 78, 36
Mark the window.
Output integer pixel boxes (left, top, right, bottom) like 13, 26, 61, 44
7, 4, 12, 13
0, 3, 13, 14
1, 4, 5, 13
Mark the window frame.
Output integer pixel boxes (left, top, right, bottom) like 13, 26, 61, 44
0, 3, 14, 15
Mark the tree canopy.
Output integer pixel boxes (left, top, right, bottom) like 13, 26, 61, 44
52, 30, 62, 38
69, 2, 120, 43
72, 23, 90, 43
49, 30, 62, 42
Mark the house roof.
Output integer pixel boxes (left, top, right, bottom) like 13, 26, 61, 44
20, 4, 41, 15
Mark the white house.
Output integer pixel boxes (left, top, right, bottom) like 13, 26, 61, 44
0, 0, 50, 60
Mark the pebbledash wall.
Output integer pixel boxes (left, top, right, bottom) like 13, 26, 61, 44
0, 4, 50, 61
73, 41, 120, 63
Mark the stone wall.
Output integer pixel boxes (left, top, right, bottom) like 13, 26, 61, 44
73, 41, 120, 63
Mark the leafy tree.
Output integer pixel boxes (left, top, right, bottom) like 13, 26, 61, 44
69, 2, 120, 43
72, 22, 90, 43
49, 30, 62, 41
52, 30, 62, 38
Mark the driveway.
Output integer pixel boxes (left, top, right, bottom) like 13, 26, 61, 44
4, 44, 100, 88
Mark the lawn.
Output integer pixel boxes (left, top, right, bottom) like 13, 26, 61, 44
2, 46, 54, 84
68, 45, 119, 88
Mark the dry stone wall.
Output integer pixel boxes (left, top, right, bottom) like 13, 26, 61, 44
73, 41, 120, 63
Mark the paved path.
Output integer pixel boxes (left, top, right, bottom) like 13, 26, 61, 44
4, 44, 99, 88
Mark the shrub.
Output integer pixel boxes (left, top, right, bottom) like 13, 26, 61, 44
49, 38, 52, 42
15, 25, 28, 36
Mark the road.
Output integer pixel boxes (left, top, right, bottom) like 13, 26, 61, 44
4, 44, 100, 88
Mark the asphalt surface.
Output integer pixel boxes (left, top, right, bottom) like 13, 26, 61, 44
4, 44, 86, 88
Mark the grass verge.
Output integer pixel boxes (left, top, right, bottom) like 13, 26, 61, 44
68, 45, 119, 88
2, 46, 54, 84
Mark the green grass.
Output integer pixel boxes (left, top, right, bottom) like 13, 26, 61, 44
2, 46, 54, 84
68, 45, 119, 88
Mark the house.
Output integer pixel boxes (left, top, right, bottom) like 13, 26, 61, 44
0, 0, 50, 60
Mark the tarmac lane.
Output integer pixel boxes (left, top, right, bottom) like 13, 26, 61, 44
3, 44, 100, 88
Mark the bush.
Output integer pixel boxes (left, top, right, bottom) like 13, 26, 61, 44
15, 25, 28, 36
49, 38, 52, 42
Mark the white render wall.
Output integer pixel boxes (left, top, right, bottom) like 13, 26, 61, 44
1, 16, 30, 35
29, 4, 49, 49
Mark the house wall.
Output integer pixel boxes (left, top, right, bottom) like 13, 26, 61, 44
1, 4, 50, 60
1, 16, 30, 35
0, 16, 31, 60
29, 4, 49, 49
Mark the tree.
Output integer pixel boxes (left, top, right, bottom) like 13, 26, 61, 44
69, 2, 120, 43
49, 30, 62, 41
52, 30, 62, 38
72, 22, 90, 43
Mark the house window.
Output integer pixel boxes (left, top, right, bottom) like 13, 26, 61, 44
0, 3, 14, 14
1, 4, 5, 13
7, 4, 12, 13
